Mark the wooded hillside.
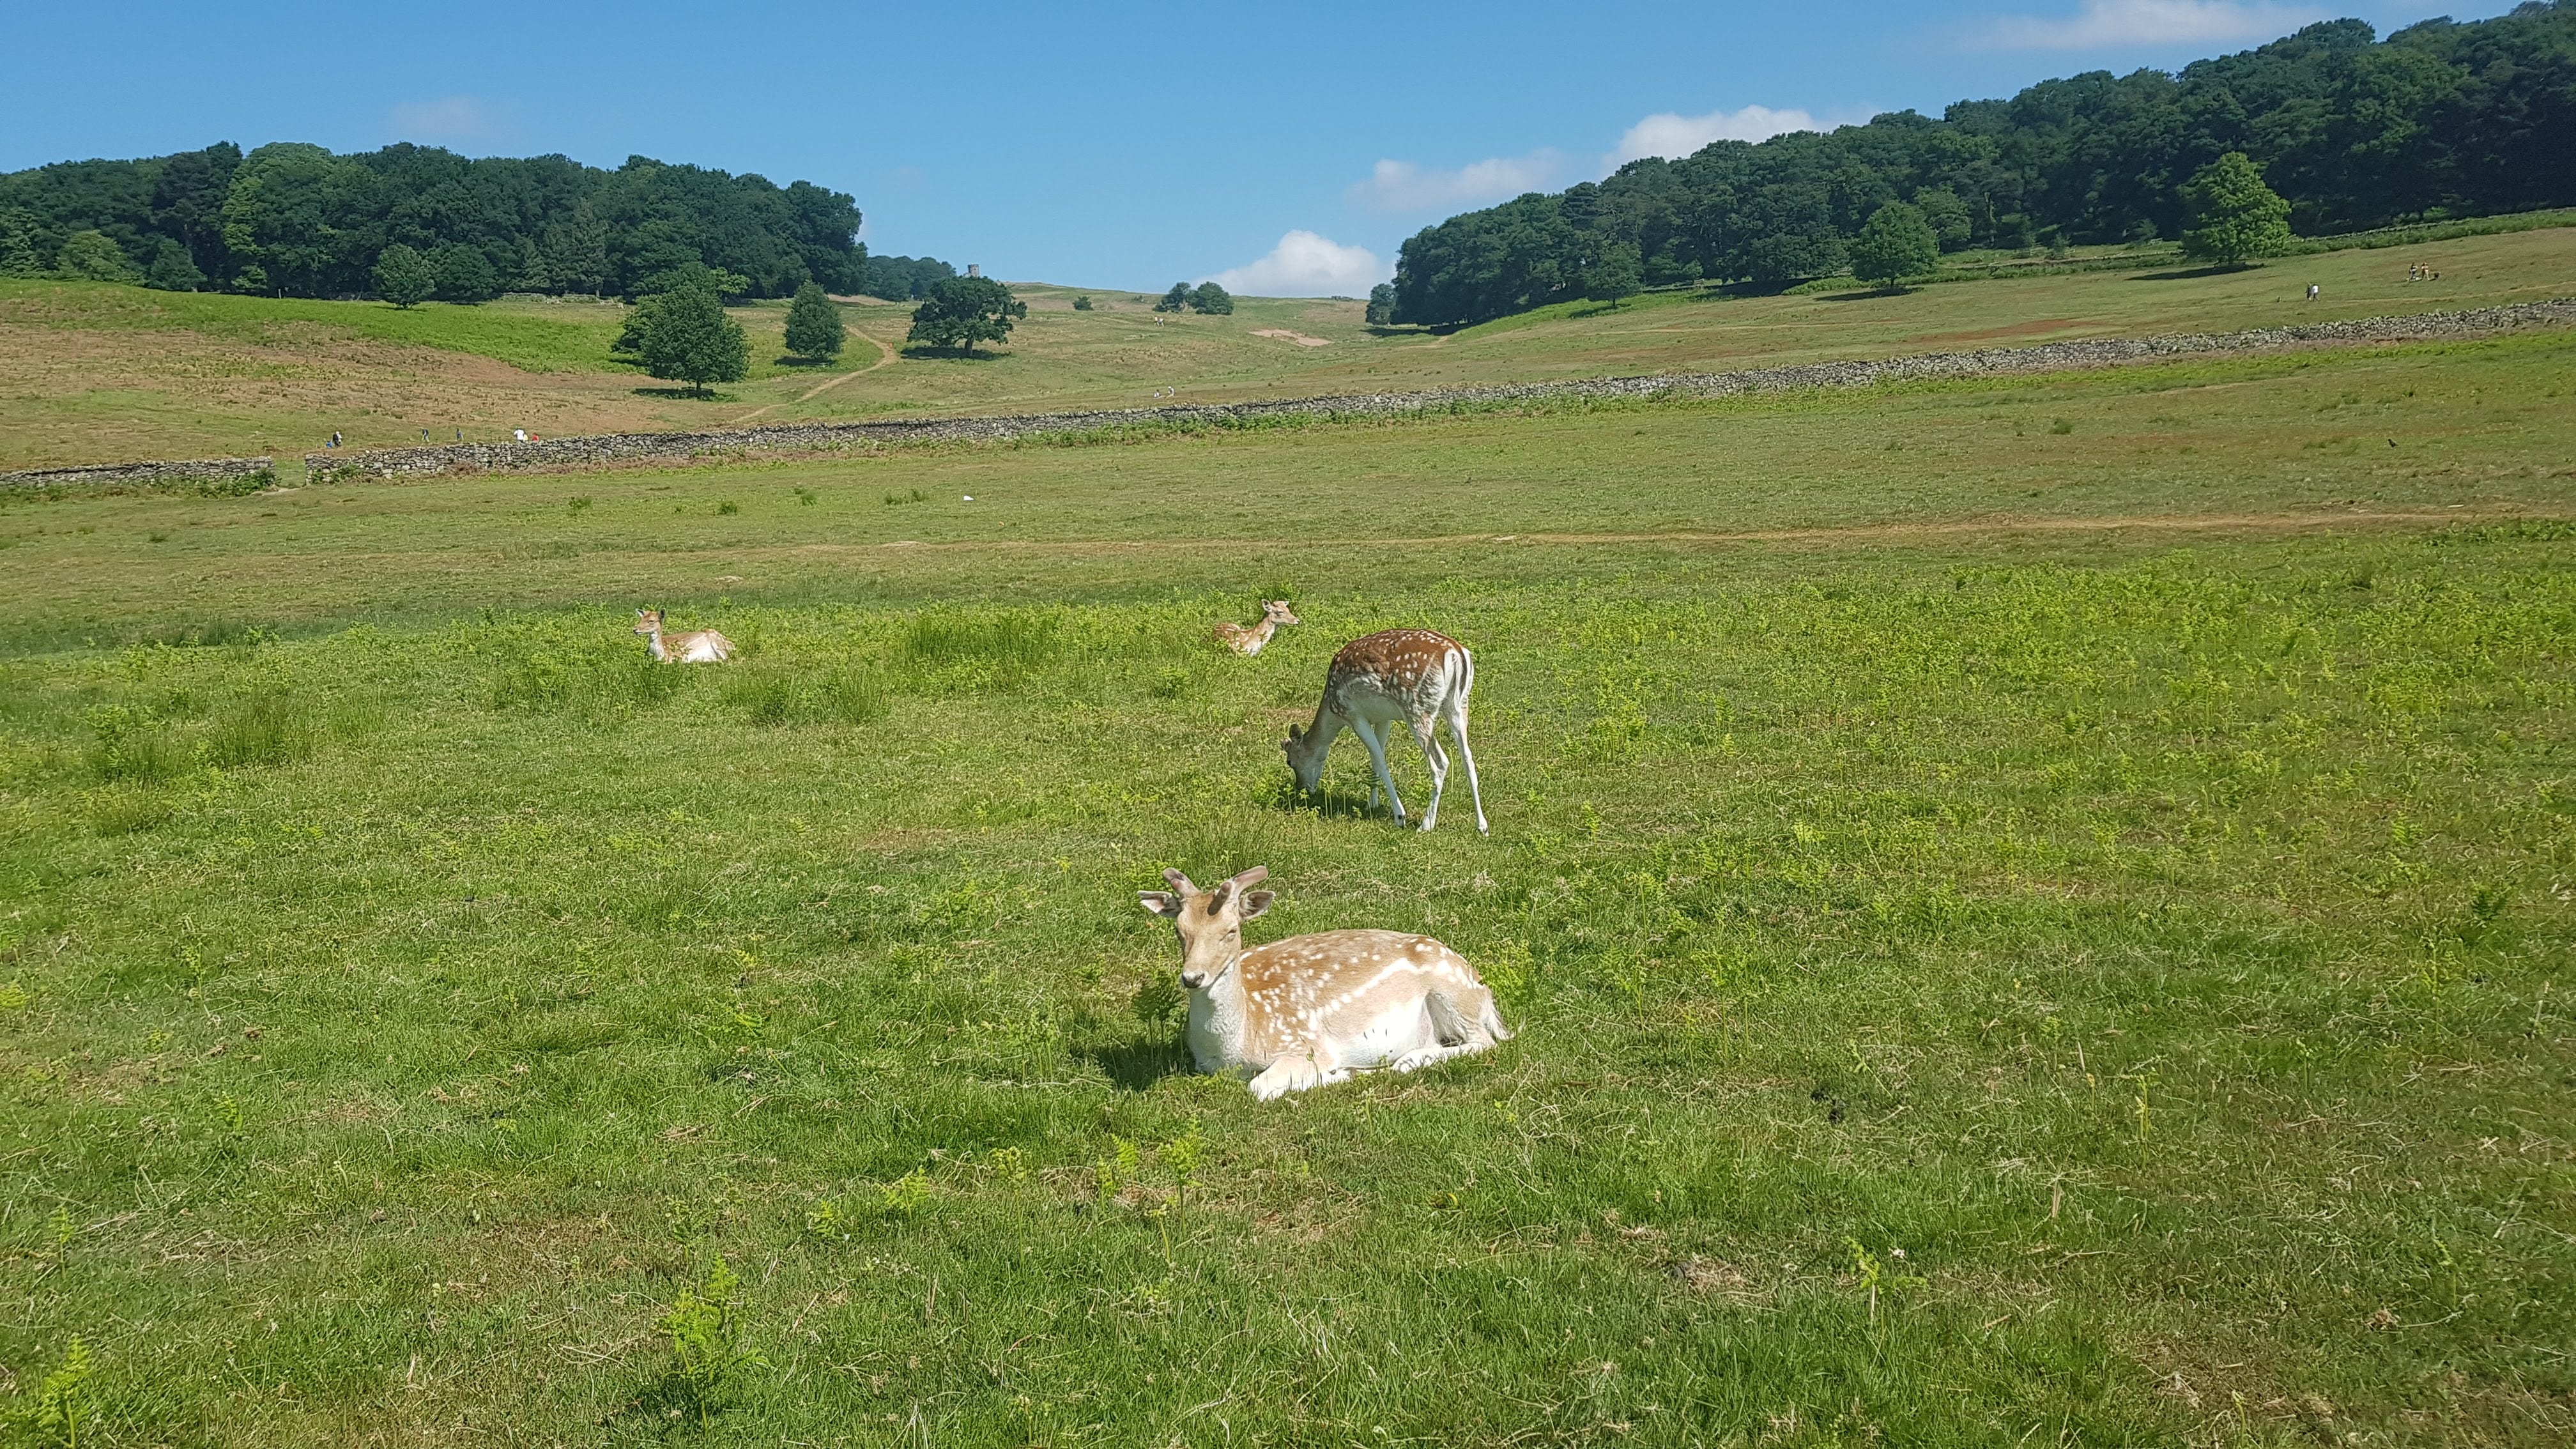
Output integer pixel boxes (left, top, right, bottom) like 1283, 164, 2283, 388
0, 142, 864, 301
1393, 5, 2576, 325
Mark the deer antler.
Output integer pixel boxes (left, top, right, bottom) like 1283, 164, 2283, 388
1163, 868, 1199, 895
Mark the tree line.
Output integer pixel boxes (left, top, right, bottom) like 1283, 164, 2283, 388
0, 141, 864, 302
1390, 6, 2576, 326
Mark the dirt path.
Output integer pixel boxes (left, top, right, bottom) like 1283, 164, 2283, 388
728, 329, 898, 424
640, 506, 2557, 566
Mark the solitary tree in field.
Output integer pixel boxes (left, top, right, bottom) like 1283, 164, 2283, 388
1188, 280, 1234, 314
784, 280, 846, 360
1072, 294, 1093, 310
907, 275, 1026, 356
2181, 152, 2292, 267
1365, 282, 1396, 325
372, 244, 436, 307
1850, 201, 1940, 290
1583, 241, 1642, 307
622, 274, 749, 395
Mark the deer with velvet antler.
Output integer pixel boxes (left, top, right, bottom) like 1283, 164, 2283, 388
1138, 865, 1512, 1100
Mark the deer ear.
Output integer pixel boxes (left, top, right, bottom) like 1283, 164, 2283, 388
1137, 891, 1183, 919
1229, 864, 1268, 889
1239, 889, 1275, 919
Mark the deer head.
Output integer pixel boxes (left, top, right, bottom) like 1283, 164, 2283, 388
1262, 600, 1301, 626
1138, 865, 1275, 989
633, 608, 664, 636
1282, 723, 1330, 795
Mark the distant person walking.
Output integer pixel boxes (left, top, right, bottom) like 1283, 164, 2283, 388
2306, 284, 2320, 301
514, 429, 528, 443
330, 431, 341, 448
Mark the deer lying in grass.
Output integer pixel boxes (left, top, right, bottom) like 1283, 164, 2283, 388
633, 608, 736, 663
1213, 599, 1301, 656
1139, 866, 1511, 1100
1284, 628, 1487, 833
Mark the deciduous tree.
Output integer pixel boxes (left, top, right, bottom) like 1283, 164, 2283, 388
1188, 281, 1234, 314
372, 243, 435, 307
1850, 201, 1940, 289
1582, 241, 1641, 306
621, 272, 749, 395
907, 275, 1026, 356
2181, 152, 2294, 266
55, 230, 139, 282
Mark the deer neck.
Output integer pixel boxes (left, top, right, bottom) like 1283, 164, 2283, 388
644, 628, 670, 662
1244, 617, 1278, 648
1184, 947, 1253, 1074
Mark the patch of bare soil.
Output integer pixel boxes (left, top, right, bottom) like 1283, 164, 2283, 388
1251, 328, 1334, 348
0, 321, 670, 469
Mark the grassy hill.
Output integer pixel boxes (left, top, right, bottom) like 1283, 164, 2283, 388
3, 222, 2572, 471
1, 302, 2570, 1442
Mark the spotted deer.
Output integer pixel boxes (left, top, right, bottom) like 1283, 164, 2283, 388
633, 608, 736, 663
1213, 599, 1301, 656
1138, 866, 1511, 1100
1284, 628, 1487, 833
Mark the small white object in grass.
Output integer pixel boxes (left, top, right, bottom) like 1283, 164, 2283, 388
962, 494, 974, 502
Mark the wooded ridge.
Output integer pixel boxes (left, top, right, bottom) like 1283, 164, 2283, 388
1392, 5, 2576, 325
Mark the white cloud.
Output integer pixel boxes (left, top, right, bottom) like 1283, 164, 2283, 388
1346, 152, 1564, 213
1606, 105, 1823, 167
387, 95, 502, 142
1206, 231, 1389, 297
1979, 0, 2326, 50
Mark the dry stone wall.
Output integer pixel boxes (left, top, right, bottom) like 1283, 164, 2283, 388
301, 298, 2576, 482
1, 456, 275, 493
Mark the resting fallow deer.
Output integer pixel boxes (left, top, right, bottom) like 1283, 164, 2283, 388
1138, 866, 1511, 1100
1284, 628, 1487, 833
1213, 599, 1301, 656
633, 608, 735, 664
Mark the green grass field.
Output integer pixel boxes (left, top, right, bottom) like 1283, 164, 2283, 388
1, 305, 2573, 1444
4, 222, 2573, 473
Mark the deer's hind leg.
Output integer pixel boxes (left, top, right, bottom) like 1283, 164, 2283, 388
1409, 716, 1450, 832
1393, 991, 1495, 1072
1445, 699, 1489, 835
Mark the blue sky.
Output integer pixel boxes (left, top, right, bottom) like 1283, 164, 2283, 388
1, 1, 2520, 294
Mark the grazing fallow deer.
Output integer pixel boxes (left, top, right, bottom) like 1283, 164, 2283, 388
633, 608, 736, 664
1213, 599, 1301, 656
1284, 628, 1487, 833
1138, 866, 1511, 1100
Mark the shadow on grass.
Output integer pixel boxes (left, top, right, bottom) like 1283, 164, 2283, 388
772, 355, 835, 368
629, 387, 733, 401
1820, 286, 1915, 301
2129, 263, 2258, 281
610, 1368, 733, 1441
1084, 1037, 1193, 1092
898, 345, 1007, 362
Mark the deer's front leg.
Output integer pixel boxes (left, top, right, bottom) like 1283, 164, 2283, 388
1248, 1043, 1345, 1100
1349, 718, 1408, 827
